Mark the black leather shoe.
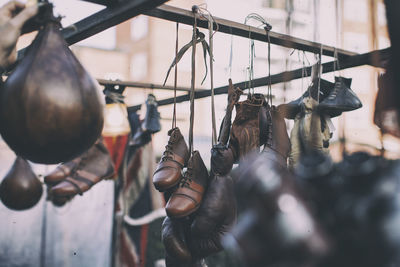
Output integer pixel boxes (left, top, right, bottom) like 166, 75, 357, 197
143, 94, 161, 134
278, 79, 335, 119
318, 77, 362, 116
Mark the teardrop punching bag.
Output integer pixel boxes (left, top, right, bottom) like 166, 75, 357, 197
0, 157, 43, 210
0, 5, 104, 164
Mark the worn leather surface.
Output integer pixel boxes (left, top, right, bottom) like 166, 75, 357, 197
143, 94, 161, 133
162, 173, 236, 264
210, 144, 234, 176
166, 151, 209, 218
277, 79, 335, 119
49, 140, 115, 198
230, 94, 264, 162
0, 157, 43, 210
44, 157, 82, 185
318, 76, 362, 115
153, 127, 189, 191
264, 106, 290, 160
0, 22, 104, 164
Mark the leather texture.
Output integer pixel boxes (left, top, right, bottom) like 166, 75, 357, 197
48, 140, 115, 198
166, 151, 209, 218
0, 21, 104, 164
162, 173, 236, 264
277, 79, 336, 119
318, 76, 362, 115
229, 94, 264, 162
264, 106, 290, 160
44, 157, 82, 185
143, 94, 161, 133
153, 127, 189, 191
0, 157, 43, 210
210, 144, 234, 176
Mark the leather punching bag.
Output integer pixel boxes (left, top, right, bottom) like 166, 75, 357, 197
0, 157, 43, 210
0, 6, 104, 164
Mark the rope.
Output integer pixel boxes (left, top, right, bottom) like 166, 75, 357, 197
172, 23, 179, 129
317, 44, 323, 103
244, 13, 273, 99
188, 13, 197, 154
208, 14, 217, 146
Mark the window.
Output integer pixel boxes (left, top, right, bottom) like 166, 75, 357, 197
130, 16, 149, 41
130, 53, 148, 80
262, 0, 286, 9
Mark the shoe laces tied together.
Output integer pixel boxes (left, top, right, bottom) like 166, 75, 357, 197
161, 140, 174, 161
179, 167, 193, 188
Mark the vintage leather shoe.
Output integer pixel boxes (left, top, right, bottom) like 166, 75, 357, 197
142, 94, 161, 134
278, 79, 335, 119
262, 106, 290, 165
166, 151, 210, 218
229, 94, 264, 162
44, 157, 82, 186
49, 140, 115, 198
318, 76, 362, 115
153, 127, 189, 191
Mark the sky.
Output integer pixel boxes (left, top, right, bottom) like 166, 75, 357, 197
0, 0, 116, 49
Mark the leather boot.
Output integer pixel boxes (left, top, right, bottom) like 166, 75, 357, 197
153, 127, 189, 192
142, 94, 161, 134
277, 79, 336, 119
229, 94, 264, 162
318, 76, 362, 115
166, 151, 210, 218
262, 107, 290, 168
44, 157, 82, 185
49, 140, 115, 198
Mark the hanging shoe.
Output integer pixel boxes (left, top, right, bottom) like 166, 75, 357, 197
142, 94, 161, 134
153, 127, 189, 192
277, 79, 335, 119
165, 151, 210, 218
262, 107, 290, 168
229, 94, 264, 162
44, 157, 82, 186
318, 76, 362, 116
48, 140, 115, 198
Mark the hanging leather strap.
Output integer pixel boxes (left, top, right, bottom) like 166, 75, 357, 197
163, 30, 210, 87
172, 23, 179, 129
188, 15, 197, 154
208, 14, 217, 146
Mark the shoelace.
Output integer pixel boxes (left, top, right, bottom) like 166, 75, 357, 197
179, 167, 193, 188
161, 140, 174, 161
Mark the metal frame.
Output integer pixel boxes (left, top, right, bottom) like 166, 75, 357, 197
127, 47, 390, 112
15, 0, 388, 108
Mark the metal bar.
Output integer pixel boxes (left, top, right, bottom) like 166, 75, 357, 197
16, 0, 169, 62
78, 0, 112, 6
97, 78, 202, 92
62, 0, 170, 45
128, 47, 390, 112
144, 5, 357, 59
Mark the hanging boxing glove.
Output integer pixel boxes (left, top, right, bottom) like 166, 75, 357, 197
189, 174, 237, 259
0, 4, 104, 164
